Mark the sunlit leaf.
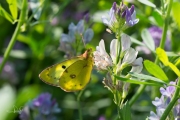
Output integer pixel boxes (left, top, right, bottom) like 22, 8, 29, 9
156, 47, 169, 66
172, 2, 180, 30
138, 0, 156, 8
168, 62, 180, 77
6, 0, 18, 19
0, 5, 14, 23
0, 84, 16, 120
141, 29, 155, 52
144, 60, 168, 82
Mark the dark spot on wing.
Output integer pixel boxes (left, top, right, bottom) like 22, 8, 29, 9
70, 74, 76, 79
62, 65, 66, 69
80, 84, 82, 86
83, 64, 87, 68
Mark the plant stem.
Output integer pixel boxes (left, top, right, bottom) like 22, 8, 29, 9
129, 84, 146, 106
160, 77, 180, 120
130, 0, 173, 105
0, 0, 28, 73
152, 0, 173, 99
77, 90, 84, 120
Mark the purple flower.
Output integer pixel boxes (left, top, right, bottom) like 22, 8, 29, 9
101, 2, 139, 33
59, 19, 94, 55
124, 5, 139, 27
148, 80, 180, 120
136, 26, 171, 54
102, 2, 118, 31
19, 93, 61, 120
148, 26, 171, 51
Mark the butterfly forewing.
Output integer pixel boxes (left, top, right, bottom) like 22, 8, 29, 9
39, 57, 83, 87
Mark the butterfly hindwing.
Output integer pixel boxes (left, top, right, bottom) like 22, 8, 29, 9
59, 56, 93, 92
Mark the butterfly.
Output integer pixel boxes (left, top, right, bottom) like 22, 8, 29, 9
39, 49, 93, 92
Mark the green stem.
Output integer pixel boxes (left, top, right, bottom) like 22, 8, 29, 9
129, 84, 146, 106
0, 0, 28, 73
129, 0, 173, 105
152, 0, 173, 99
77, 90, 84, 120
160, 77, 180, 120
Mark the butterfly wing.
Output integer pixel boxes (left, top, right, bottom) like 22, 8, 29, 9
59, 56, 93, 92
39, 57, 83, 87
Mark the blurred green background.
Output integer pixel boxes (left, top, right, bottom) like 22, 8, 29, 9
0, 0, 180, 120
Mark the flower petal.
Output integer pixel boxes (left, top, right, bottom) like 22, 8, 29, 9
122, 48, 138, 64
110, 39, 119, 63
121, 34, 131, 52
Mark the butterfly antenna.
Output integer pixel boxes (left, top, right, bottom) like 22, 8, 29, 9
80, 34, 86, 48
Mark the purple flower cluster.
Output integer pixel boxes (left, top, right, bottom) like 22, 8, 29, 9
20, 93, 61, 120
102, 2, 139, 33
149, 81, 180, 120
60, 19, 94, 56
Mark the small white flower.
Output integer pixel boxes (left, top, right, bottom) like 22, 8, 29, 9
121, 34, 131, 52
110, 39, 119, 63
130, 57, 143, 73
93, 40, 113, 70
122, 48, 138, 65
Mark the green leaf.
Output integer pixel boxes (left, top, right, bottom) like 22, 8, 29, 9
141, 29, 155, 52
0, 5, 14, 23
152, 10, 163, 27
6, 0, 17, 19
138, 0, 156, 8
17, 0, 23, 9
129, 72, 168, 84
144, 60, 169, 82
114, 75, 164, 86
172, 2, 180, 30
119, 101, 132, 120
156, 47, 169, 66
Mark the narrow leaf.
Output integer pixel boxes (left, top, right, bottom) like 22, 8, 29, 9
114, 75, 164, 86
141, 29, 155, 51
138, 0, 156, 8
144, 60, 168, 82
0, 5, 14, 23
119, 101, 132, 120
6, 0, 17, 19
172, 2, 180, 30
156, 47, 169, 66
168, 62, 180, 77
129, 72, 167, 84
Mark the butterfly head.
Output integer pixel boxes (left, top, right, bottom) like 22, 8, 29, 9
82, 48, 93, 59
